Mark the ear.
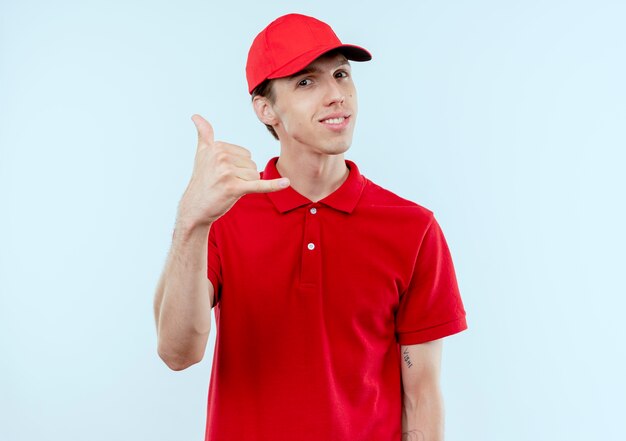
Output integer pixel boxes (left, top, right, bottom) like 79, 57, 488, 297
252, 96, 279, 126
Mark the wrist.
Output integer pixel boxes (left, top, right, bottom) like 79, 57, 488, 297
173, 215, 212, 241
175, 203, 214, 229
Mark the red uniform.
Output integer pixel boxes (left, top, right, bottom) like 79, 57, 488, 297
204, 156, 468, 440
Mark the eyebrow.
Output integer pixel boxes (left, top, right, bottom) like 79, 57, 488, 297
286, 59, 351, 81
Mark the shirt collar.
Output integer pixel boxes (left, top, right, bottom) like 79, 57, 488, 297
263, 156, 366, 214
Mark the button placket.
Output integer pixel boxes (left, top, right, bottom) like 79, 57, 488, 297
300, 205, 321, 286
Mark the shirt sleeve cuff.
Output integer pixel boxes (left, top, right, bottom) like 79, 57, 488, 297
397, 315, 468, 345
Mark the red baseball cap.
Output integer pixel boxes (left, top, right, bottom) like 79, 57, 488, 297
246, 13, 372, 94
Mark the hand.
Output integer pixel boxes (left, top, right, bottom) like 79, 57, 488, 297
177, 114, 290, 228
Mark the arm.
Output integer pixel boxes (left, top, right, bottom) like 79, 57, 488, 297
400, 338, 444, 441
153, 219, 214, 371
153, 114, 289, 371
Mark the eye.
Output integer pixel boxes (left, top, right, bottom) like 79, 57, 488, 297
335, 70, 349, 78
298, 78, 312, 87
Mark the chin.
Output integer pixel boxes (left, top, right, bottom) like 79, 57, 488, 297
322, 142, 351, 155
326, 135, 353, 153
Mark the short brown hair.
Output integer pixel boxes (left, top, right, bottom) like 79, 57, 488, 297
251, 79, 279, 140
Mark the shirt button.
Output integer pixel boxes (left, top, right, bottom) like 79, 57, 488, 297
307, 243, 315, 250
309, 207, 317, 214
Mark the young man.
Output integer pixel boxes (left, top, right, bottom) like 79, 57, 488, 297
153, 13, 468, 441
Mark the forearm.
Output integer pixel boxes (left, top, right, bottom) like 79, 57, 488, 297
401, 384, 445, 441
154, 219, 213, 370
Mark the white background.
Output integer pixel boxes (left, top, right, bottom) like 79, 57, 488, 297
1, 0, 625, 440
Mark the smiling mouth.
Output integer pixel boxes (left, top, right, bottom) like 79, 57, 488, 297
319, 115, 351, 125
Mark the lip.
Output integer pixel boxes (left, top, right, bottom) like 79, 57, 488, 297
319, 112, 351, 122
318, 113, 351, 132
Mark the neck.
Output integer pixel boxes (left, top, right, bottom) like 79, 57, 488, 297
275, 150, 349, 203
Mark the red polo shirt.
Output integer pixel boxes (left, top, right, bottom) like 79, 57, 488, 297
204, 156, 467, 441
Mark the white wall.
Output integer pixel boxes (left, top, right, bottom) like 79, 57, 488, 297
1, 0, 624, 440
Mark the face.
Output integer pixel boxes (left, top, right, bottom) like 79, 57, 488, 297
256, 52, 358, 155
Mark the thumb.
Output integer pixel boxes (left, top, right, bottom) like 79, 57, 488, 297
191, 114, 215, 147
244, 177, 291, 194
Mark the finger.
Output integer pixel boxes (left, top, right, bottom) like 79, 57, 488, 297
239, 177, 290, 194
219, 142, 253, 158
231, 156, 257, 170
191, 114, 214, 147
233, 167, 263, 181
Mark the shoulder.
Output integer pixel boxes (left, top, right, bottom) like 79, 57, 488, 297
360, 176, 435, 224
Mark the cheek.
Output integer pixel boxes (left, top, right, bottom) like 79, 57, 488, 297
284, 107, 314, 133
274, 94, 323, 135
288, 117, 315, 139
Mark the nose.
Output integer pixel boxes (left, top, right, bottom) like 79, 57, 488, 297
323, 80, 345, 106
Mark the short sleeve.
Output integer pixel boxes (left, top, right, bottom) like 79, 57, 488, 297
395, 215, 468, 344
207, 223, 223, 307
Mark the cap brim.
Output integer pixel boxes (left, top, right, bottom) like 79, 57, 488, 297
268, 44, 372, 80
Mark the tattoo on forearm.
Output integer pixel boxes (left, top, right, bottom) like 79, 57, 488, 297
402, 347, 413, 368
401, 429, 425, 441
